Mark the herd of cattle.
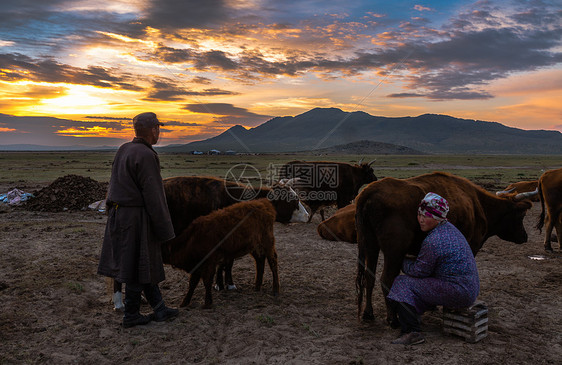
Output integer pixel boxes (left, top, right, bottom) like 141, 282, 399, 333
159, 160, 561, 324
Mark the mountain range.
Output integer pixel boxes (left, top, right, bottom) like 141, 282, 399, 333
161, 108, 562, 154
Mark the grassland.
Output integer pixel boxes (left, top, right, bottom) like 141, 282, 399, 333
0, 151, 560, 191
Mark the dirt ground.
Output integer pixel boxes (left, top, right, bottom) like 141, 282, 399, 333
0, 197, 561, 364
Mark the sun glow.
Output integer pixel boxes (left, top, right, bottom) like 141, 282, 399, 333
35, 84, 137, 115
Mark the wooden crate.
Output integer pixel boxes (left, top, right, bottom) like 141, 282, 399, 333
442, 300, 488, 343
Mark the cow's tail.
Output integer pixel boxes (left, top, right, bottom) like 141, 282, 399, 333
535, 180, 545, 232
355, 207, 366, 320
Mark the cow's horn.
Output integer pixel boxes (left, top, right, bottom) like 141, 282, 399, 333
279, 177, 299, 187
368, 159, 376, 166
358, 158, 364, 165
514, 188, 539, 201
496, 187, 516, 196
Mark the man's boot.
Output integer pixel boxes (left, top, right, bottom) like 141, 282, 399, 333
122, 284, 151, 328
143, 283, 179, 323
152, 302, 179, 322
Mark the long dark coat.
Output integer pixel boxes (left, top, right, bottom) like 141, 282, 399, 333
97, 138, 175, 284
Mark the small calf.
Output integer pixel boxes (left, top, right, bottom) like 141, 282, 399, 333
163, 198, 280, 309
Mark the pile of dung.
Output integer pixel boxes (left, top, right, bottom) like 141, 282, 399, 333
24, 175, 108, 212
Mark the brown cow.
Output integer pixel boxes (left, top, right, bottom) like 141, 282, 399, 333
355, 171, 533, 324
162, 176, 308, 290
317, 203, 357, 243
536, 168, 562, 252
279, 160, 376, 221
496, 180, 539, 202
162, 198, 281, 309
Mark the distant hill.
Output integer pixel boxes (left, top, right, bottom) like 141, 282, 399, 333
302, 140, 425, 155
160, 108, 562, 154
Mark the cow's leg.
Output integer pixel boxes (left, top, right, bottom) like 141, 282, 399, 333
544, 213, 554, 252
380, 256, 404, 328
361, 246, 379, 322
181, 271, 201, 307
555, 213, 562, 251
253, 253, 266, 292
307, 208, 315, 222
224, 259, 236, 290
202, 264, 215, 309
266, 249, 280, 296
215, 264, 225, 291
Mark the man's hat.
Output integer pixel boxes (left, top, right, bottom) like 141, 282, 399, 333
133, 112, 164, 129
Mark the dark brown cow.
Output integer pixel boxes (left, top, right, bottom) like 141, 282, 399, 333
497, 180, 539, 202
279, 160, 376, 221
355, 171, 533, 324
317, 203, 357, 243
162, 198, 280, 309
536, 168, 562, 252
162, 176, 308, 290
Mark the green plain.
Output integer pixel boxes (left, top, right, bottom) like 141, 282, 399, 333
0, 152, 560, 190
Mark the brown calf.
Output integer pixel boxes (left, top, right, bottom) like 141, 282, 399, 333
162, 198, 279, 309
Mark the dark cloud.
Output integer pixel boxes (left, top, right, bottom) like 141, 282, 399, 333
144, 78, 238, 101
184, 88, 239, 96
141, 0, 231, 30
387, 92, 423, 98
155, 45, 194, 63
195, 50, 238, 70
510, 5, 562, 27
387, 89, 492, 100
191, 76, 212, 84
182, 103, 271, 127
85, 116, 131, 121
382, 26, 562, 99
0, 53, 143, 91
0, 1, 146, 56
162, 120, 202, 127
0, 0, 67, 24
182, 103, 268, 117
191, 76, 212, 85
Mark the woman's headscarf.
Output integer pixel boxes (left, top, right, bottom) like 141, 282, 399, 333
418, 192, 449, 221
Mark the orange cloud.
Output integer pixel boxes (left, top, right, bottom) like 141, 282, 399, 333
414, 5, 432, 11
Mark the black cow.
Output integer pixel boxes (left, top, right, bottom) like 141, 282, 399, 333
279, 160, 376, 221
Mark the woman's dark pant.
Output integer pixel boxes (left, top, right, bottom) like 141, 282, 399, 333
390, 299, 421, 333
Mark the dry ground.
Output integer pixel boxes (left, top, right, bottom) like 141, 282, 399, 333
0, 201, 561, 364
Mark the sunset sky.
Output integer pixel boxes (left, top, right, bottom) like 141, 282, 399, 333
0, 0, 561, 147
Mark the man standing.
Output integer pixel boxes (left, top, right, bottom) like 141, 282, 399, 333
98, 112, 178, 328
